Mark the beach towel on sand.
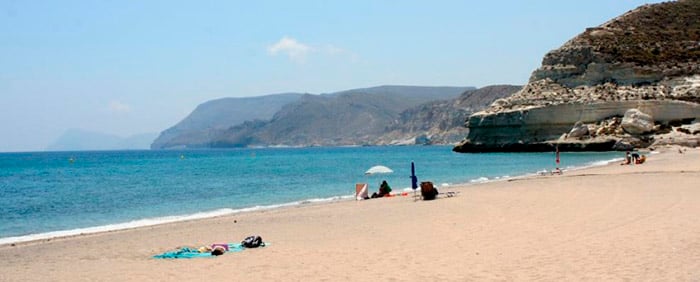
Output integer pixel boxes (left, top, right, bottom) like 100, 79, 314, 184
153, 243, 245, 259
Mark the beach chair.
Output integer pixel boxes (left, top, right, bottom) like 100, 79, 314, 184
420, 181, 438, 200
355, 183, 369, 200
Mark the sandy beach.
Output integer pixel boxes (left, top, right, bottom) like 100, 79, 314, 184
1, 146, 699, 281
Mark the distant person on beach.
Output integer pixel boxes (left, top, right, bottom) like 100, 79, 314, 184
379, 180, 392, 195
210, 244, 229, 256
636, 155, 646, 164
621, 151, 631, 165
371, 180, 392, 198
631, 152, 640, 163
193, 244, 226, 255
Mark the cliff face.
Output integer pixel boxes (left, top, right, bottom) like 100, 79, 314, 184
531, 0, 700, 88
455, 0, 700, 152
378, 85, 521, 145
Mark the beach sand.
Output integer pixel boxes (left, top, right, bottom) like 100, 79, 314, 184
1, 146, 699, 281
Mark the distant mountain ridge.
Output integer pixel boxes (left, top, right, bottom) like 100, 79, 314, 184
151, 93, 304, 149
152, 85, 480, 149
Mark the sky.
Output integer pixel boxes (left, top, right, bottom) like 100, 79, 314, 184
0, 0, 664, 152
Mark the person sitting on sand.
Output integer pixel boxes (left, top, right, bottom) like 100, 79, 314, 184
371, 180, 392, 198
379, 180, 392, 196
621, 151, 631, 165
635, 155, 646, 164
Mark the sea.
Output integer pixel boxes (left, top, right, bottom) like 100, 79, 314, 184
0, 146, 622, 245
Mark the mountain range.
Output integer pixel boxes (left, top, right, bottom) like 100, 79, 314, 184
152, 85, 520, 149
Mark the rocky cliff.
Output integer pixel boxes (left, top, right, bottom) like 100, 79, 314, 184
378, 85, 521, 145
454, 0, 700, 152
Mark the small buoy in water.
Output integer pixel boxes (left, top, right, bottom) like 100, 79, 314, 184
180, 154, 185, 160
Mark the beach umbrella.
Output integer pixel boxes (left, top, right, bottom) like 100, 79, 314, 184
363, 165, 393, 197
410, 161, 418, 190
365, 165, 393, 175
410, 161, 419, 200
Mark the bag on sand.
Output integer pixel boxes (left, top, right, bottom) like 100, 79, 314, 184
242, 235, 264, 248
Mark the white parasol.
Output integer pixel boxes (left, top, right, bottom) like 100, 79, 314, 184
364, 165, 393, 175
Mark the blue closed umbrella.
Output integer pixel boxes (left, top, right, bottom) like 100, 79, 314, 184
410, 161, 418, 190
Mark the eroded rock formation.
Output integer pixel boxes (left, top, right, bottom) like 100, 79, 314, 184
455, 0, 700, 152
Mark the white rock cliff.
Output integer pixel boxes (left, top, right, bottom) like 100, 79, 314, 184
454, 0, 700, 152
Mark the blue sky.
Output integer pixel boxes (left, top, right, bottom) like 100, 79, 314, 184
0, 0, 663, 152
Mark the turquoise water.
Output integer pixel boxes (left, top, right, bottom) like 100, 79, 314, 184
0, 146, 621, 243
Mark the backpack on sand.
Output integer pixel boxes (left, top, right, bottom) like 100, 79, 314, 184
242, 235, 264, 248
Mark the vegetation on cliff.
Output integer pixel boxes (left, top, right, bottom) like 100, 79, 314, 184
456, 0, 700, 152
531, 0, 700, 87
585, 0, 700, 67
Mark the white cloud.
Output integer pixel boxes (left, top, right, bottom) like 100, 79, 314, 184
108, 100, 132, 114
267, 37, 360, 64
267, 36, 312, 63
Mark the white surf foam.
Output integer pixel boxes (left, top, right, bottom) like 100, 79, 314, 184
0, 195, 350, 246
470, 177, 489, 183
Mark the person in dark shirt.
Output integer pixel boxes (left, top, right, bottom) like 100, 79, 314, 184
371, 180, 392, 198
631, 152, 640, 163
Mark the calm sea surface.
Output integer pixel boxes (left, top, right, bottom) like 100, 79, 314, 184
0, 146, 621, 243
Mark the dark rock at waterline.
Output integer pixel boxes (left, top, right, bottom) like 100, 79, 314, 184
453, 139, 620, 153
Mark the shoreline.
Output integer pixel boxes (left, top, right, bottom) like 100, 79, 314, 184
0, 152, 624, 247
2, 145, 698, 281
